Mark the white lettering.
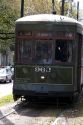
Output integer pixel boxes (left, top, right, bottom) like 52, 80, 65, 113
35, 67, 51, 73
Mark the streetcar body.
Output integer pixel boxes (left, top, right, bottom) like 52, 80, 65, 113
13, 14, 83, 101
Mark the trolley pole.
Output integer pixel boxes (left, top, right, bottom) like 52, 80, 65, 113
21, 0, 24, 17
52, 0, 56, 14
77, 1, 79, 20
61, 0, 65, 15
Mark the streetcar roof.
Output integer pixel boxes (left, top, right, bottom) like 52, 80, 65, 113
16, 14, 83, 26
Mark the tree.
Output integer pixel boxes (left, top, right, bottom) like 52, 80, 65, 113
24, 0, 60, 15
0, 0, 20, 53
24, 0, 77, 18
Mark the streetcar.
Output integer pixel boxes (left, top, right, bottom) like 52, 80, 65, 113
13, 14, 83, 102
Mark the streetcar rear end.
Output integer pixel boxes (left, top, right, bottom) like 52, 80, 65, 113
13, 14, 83, 101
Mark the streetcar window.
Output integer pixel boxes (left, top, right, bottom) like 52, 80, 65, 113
19, 41, 32, 63
55, 40, 72, 62
35, 41, 52, 64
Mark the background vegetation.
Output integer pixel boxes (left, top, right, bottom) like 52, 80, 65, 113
0, 0, 20, 53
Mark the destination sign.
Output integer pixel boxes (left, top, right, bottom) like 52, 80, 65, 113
17, 31, 75, 40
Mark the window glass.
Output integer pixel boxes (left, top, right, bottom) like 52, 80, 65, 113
17, 39, 72, 64
19, 41, 32, 63
55, 40, 72, 62
35, 41, 52, 64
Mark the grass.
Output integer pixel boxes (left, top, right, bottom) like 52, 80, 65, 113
0, 94, 14, 107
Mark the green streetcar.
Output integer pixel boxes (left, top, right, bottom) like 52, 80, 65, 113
13, 14, 83, 102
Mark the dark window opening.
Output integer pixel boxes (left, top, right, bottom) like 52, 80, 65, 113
55, 40, 72, 62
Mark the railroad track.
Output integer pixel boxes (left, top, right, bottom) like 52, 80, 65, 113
0, 92, 83, 125
0, 99, 27, 120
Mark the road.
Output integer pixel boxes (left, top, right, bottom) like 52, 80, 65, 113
0, 81, 13, 98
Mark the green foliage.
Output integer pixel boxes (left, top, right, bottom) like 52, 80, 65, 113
24, 0, 77, 18
0, 0, 20, 32
0, 0, 20, 53
24, 0, 60, 15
